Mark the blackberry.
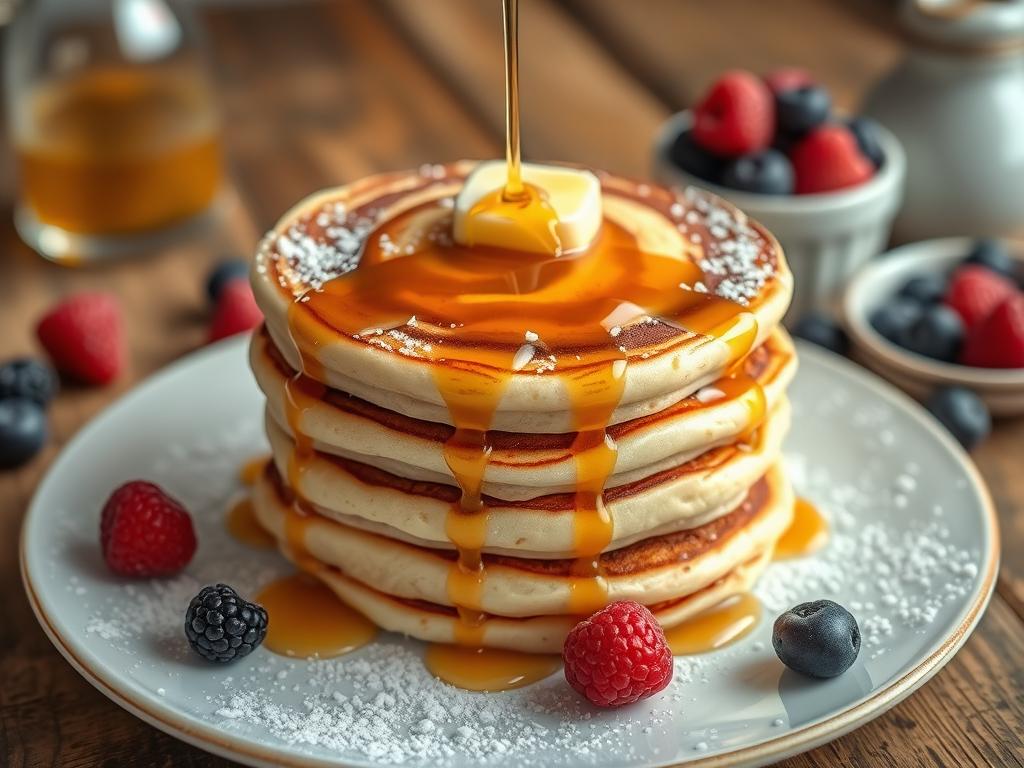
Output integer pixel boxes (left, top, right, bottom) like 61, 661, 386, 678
185, 584, 268, 663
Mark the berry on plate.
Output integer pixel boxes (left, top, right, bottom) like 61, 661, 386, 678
720, 148, 794, 195
944, 265, 1016, 331
692, 70, 774, 157
791, 311, 849, 356
185, 584, 268, 663
900, 304, 965, 362
764, 67, 815, 95
562, 600, 673, 708
206, 259, 250, 303
870, 298, 923, 344
791, 125, 875, 194
668, 129, 724, 182
774, 84, 832, 136
964, 239, 1017, 280
960, 293, 1024, 369
36, 293, 123, 386
846, 116, 886, 169
0, 398, 47, 469
772, 599, 860, 678
898, 273, 947, 306
925, 386, 991, 450
0, 357, 58, 406
209, 280, 263, 342
100, 481, 197, 577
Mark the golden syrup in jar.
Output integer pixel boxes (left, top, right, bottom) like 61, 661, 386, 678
663, 593, 762, 655
257, 573, 377, 659
424, 644, 561, 692
15, 65, 222, 234
775, 498, 828, 560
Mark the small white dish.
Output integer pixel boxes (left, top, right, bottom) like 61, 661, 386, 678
653, 111, 906, 321
843, 236, 1024, 416
21, 336, 997, 767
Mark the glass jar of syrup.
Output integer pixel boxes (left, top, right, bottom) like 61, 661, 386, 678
5, 0, 224, 263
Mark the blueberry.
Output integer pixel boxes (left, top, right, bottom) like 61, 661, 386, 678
791, 311, 849, 355
0, 358, 57, 406
900, 304, 964, 362
963, 239, 1017, 280
775, 85, 832, 136
773, 599, 860, 679
0, 398, 47, 469
897, 273, 948, 305
926, 386, 991, 450
720, 149, 794, 195
206, 259, 250, 304
668, 129, 724, 183
870, 298, 923, 344
846, 117, 885, 169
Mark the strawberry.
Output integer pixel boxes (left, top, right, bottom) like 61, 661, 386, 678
790, 125, 875, 194
692, 70, 774, 157
209, 280, 263, 342
36, 293, 123, 385
944, 265, 1017, 331
960, 293, 1024, 369
100, 481, 197, 577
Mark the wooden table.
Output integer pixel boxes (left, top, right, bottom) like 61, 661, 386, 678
1, 1, 1021, 765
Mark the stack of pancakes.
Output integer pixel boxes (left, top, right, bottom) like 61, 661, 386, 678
249, 162, 796, 654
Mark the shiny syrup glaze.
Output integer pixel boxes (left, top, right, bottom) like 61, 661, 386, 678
663, 593, 762, 655
225, 497, 276, 550
774, 497, 828, 560
256, 573, 377, 659
266, 0, 771, 689
424, 645, 561, 692
238, 455, 270, 486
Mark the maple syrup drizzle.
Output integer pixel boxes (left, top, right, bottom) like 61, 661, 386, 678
257, 573, 376, 659
272, 0, 769, 686
774, 497, 828, 560
225, 497, 276, 549
663, 593, 762, 655
238, 455, 270, 486
424, 644, 561, 692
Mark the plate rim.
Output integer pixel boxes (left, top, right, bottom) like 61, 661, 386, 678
19, 339, 1001, 768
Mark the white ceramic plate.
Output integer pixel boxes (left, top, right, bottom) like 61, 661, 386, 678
21, 336, 998, 768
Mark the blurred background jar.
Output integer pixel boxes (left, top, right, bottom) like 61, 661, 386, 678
863, 0, 1024, 243
5, 0, 224, 264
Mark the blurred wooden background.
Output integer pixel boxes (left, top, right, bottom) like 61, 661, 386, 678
1, 1, 1021, 766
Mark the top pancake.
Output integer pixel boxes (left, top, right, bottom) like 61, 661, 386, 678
252, 161, 793, 432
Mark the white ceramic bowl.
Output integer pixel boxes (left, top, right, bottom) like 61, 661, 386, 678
843, 236, 1024, 416
653, 111, 906, 322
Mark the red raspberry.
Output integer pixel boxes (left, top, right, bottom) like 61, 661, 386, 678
692, 71, 774, 157
101, 481, 197, 577
790, 125, 874, 194
209, 279, 263, 342
36, 293, 123, 385
764, 67, 815, 95
960, 293, 1024, 368
944, 265, 1017, 331
562, 601, 673, 708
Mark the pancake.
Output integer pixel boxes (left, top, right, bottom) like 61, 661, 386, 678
252, 462, 792, 619
263, 398, 791, 557
252, 327, 797, 499
251, 162, 794, 432
269, 545, 775, 654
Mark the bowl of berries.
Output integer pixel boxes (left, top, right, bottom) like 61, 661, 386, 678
653, 69, 905, 320
843, 237, 1024, 417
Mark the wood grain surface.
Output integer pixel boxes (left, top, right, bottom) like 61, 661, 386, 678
0, 1, 1021, 766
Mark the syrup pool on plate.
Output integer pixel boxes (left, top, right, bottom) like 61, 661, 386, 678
775, 497, 828, 560
663, 593, 763, 655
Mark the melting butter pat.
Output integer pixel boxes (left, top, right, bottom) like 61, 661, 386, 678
453, 161, 602, 255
